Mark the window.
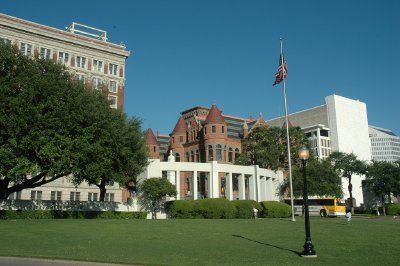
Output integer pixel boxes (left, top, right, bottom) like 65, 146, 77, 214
105, 193, 115, 202
179, 136, 184, 143
228, 148, 233, 162
175, 153, 180, 162
186, 152, 190, 162
108, 95, 117, 109
39, 47, 51, 60
216, 144, 222, 161
109, 63, 118, 75
50, 191, 62, 201
222, 126, 225, 133
76, 56, 87, 68
8, 191, 21, 200
70, 191, 80, 201
234, 148, 240, 160
75, 74, 86, 83
30, 190, 42, 200
92, 77, 103, 90
208, 145, 213, 161
93, 59, 103, 72
20, 42, 32, 56
191, 151, 194, 162
0, 37, 11, 45
109, 80, 117, 93
212, 125, 216, 133
58, 52, 69, 65
196, 150, 199, 162
88, 192, 98, 201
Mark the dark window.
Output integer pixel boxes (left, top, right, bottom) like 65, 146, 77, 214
222, 126, 225, 133
186, 152, 190, 162
153, 146, 156, 152
191, 151, 194, 162
175, 153, 180, 162
320, 130, 329, 137
228, 148, 233, 162
208, 145, 213, 161
179, 136, 184, 143
216, 144, 222, 161
212, 125, 216, 133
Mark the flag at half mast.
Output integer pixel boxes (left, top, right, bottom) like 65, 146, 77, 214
273, 54, 288, 86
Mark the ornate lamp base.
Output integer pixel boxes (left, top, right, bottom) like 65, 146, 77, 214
301, 241, 317, 258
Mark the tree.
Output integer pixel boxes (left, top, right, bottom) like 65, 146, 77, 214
0, 42, 148, 200
73, 114, 149, 201
237, 126, 309, 171
138, 177, 177, 219
281, 157, 342, 198
364, 161, 400, 216
328, 152, 366, 214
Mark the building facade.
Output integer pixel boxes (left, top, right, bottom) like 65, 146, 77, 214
267, 94, 372, 207
0, 13, 130, 109
1, 13, 130, 203
369, 126, 400, 162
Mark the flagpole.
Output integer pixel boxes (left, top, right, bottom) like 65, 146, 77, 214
280, 38, 296, 222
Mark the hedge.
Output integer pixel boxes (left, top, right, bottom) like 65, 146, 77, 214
387, 204, 400, 216
231, 200, 262, 219
0, 210, 147, 220
165, 200, 195, 218
194, 198, 236, 219
259, 201, 291, 218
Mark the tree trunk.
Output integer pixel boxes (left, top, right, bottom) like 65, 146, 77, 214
99, 179, 107, 201
348, 175, 354, 214
382, 195, 386, 216
0, 178, 10, 200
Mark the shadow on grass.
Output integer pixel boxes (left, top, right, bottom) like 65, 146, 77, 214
232, 234, 301, 257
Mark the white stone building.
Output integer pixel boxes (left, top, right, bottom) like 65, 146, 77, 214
267, 94, 372, 207
369, 126, 400, 162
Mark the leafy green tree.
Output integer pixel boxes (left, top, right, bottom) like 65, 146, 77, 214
138, 177, 177, 219
364, 161, 400, 216
328, 152, 366, 214
281, 157, 342, 198
237, 126, 309, 171
0, 42, 148, 200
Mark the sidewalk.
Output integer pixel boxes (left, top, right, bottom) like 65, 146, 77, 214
0, 257, 135, 266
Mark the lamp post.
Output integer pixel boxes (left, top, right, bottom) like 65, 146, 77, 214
298, 147, 317, 258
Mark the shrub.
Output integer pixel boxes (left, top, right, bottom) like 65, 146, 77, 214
0, 210, 147, 219
194, 198, 236, 219
387, 204, 400, 216
165, 200, 195, 219
231, 200, 262, 219
260, 201, 291, 218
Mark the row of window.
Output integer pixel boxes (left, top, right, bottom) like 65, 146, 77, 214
0, 37, 121, 76
371, 138, 400, 142
372, 147, 400, 151
8, 190, 115, 202
371, 142, 400, 147
76, 75, 119, 92
174, 146, 240, 163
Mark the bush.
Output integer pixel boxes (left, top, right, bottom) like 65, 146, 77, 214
231, 200, 262, 219
165, 200, 195, 219
387, 204, 400, 216
0, 210, 147, 219
194, 198, 236, 219
259, 201, 291, 218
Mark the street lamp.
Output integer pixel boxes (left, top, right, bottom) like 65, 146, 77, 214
298, 147, 317, 258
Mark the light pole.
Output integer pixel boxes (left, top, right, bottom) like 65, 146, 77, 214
299, 147, 317, 258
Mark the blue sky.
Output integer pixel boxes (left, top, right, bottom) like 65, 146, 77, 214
2, 0, 399, 134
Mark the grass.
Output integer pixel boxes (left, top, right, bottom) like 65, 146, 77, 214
0, 217, 399, 265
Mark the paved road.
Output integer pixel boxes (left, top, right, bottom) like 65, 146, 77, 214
0, 257, 134, 266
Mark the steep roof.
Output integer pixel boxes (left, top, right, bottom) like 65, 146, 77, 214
282, 120, 293, 129
145, 128, 158, 145
172, 116, 188, 134
204, 104, 225, 124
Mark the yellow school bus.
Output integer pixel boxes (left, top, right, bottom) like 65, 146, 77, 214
285, 198, 346, 217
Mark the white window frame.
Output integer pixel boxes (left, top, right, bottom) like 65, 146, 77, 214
58, 51, 70, 65
39, 47, 52, 60
105, 193, 115, 202
108, 95, 118, 109
92, 77, 103, 90
109, 63, 118, 75
88, 192, 98, 202
20, 42, 33, 56
75, 74, 86, 84
93, 59, 103, 72
50, 191, 62, 201
109, 80, 117, 93
30, 190, 42, 200
76, 56, 87, 69
0, 36, 12, 45
70, 191, 80, 201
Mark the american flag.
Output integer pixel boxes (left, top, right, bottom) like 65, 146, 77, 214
273, 54, 287, 86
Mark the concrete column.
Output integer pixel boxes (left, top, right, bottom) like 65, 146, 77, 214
167, 170, 176, 201
238, 174, 245, 200
211, 161, 219, 198
226, 172, 233, 200
176, 171, 180, 200
255, 165, 261, 202
249, 175, 255, 200
193, 171, 198, 200
260, 177, 266, 201
317, 127, 322, 159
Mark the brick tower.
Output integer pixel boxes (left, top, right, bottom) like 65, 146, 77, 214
203, 104, 228, 162
170, 116, 188, 162
145, 128, 159, 159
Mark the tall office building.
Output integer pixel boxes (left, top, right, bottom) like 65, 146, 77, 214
369, 126, 400, 162
0, 13, 130, 109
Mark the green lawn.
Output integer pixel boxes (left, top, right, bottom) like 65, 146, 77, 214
0, 217, 399, 265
